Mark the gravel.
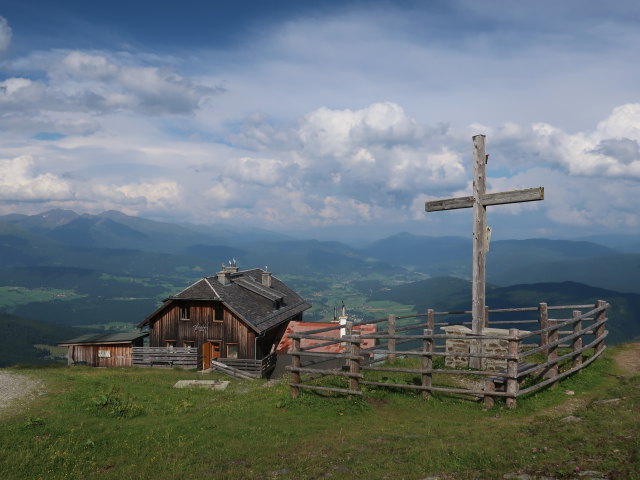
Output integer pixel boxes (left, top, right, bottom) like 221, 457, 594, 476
0, 371, 43, 413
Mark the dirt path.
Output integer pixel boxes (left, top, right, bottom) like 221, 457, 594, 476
533, 343, 640, 419
0, 371, 43, 417
613, 342, 640, 375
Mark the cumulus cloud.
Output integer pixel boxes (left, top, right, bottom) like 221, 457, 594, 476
94, 181, 180, 208
55, 51, 221, 115
487, 103, 640, 180
0, 49, 222, 137
0, 156, 72, 200
227, 102, 465, 211
0, 17, 11, 54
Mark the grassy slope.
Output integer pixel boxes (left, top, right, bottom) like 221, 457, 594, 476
0, 346, 638, 479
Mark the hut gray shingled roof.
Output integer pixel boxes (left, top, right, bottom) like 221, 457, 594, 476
58, 332, 148, 345
139, 268, 310, 334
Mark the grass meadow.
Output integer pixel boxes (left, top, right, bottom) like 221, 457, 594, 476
0, 345, 638, 480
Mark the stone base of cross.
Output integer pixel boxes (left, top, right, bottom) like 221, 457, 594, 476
425, 135, 544, 369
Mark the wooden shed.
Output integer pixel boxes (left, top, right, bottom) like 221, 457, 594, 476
59, 332, 148, 367
136, 265, 311, 375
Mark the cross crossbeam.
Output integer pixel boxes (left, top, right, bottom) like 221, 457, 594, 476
425, 187, 544, 212
424, 135, 544, 368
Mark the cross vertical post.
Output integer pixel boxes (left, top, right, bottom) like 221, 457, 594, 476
472, 135, 487, 338
424, 135, 544, 370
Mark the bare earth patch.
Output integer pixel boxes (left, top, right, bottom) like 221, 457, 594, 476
613, 342, 640, 375
0, 371, 43, 416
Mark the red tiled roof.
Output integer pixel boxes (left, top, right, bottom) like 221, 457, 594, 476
276, 321, 376, 354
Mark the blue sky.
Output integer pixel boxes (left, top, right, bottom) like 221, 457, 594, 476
1, 0, 639, 240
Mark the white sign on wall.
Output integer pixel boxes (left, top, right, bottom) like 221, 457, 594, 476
98, 350, 111, 358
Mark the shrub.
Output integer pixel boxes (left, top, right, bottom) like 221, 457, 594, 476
91, 387, 144, 418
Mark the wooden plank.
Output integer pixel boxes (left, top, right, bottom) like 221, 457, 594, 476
289, 383, 362, 395
425, 187, 544, 212
595, 300, 608, 354
422, 329, 432, 399
388, 314, 396, 362
506, 328, 519, 409
425, 195, 475, 211
286, 366, 362, 378
572, 310, 583, 369
481, 187, 544, 207
359, 380, 514, 397
518, 346, 606, 396
349, 334, 361, 394
470, 134, 487, 370
291, 337, 301, 398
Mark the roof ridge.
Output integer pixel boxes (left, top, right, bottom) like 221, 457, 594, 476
172, 277, 206, 298
203, 277, 220, 298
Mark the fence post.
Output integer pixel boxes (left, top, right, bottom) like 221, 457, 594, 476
422, 329, 433, 400
427, 309, 435, 332
572, 310, 583, 369
595, 300, 607, 354
291, 337, 301, 399
484, 378, 496, 409
539, 302, 548, 349
349, 334, 361, 397
484, 305, 490, 329
506, 328, 519, 409
388, 314, 397, 362
546, 318, 559, 385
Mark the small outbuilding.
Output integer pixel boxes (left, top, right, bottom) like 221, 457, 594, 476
58, 332, 148, 367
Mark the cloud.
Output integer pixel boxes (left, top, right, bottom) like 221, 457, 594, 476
0, 49, 222, 138
55, 51, 222, 115
496, 104, 640, 179
0, 17, 11, 54
0, 155, 72, 201
93, 181, 180, 208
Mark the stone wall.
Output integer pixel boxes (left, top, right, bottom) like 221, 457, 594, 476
441, 326, 528, 371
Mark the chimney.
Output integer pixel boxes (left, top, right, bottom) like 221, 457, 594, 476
261, 269, 272, 288
217, 270, 231, 285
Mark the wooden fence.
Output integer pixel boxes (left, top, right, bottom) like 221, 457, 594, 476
212, 353, 277, 379
132, 348, 277, 378
287, 300, 609, 408
132, 347, 199, 368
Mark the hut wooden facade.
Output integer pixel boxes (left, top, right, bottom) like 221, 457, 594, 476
59, 332, 148, 367
137, 266, 310, 373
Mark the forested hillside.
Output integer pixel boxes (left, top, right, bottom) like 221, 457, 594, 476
1, 209, 639, 365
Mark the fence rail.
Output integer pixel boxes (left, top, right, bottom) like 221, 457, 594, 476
132, 347, 199, 368
132, 347, 276, 378
287, 300, 610, 408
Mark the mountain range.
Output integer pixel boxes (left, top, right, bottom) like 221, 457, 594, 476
0, 209, 638, 365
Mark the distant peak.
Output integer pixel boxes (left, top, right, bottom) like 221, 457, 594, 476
37, 209, 79, 227
97, 210, 129, 219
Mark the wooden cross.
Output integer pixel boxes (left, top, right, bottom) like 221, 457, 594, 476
425, 135, 544, 365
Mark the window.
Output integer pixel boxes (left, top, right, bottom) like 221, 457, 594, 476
180, 306, 190, 320
226, 343, 239, 359
184, 341, 195, 351
213, 305, 223, 323
165, 340, 176, 349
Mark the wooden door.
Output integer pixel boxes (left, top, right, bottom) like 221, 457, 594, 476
202, 341, 222, 369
